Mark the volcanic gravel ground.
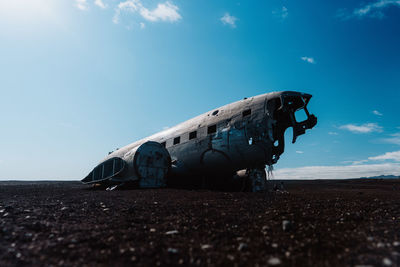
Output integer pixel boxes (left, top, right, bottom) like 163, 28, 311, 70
0, 180, 400, 266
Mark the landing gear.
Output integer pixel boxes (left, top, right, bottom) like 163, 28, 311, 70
246, 168, 267, 192
238, 167, 267, 192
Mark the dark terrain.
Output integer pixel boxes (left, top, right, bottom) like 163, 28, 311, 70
0, 179, 399, 266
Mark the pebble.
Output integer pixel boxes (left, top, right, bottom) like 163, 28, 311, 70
61, 207, 68, 211
282, 220, 292, 231
393, 241, 400, 247
383, 257, 392, 266
238, 243, 248, 251
268, 257, 281, 265
376, 242, 384, 248
201, 244, 212, 250
168, 248, 178, 254
165, 230, 179, 235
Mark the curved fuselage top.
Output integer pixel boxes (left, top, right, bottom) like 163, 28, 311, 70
95, 90, 314, 178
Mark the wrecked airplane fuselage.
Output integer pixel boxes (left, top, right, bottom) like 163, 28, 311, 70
82, 91, 317, 191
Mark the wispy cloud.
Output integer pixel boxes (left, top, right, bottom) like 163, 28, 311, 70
301, 56, 315, 64
113, 1, 181, 25
140, 22, 145, 29
339, 123, 383, 134
272, 6, 288, 20
94, 0, 107, 9
220, 13, 237, 28
369, 150, 400, 162
328, 131, 339, 135
337, 0, 400, 20
381, 133, 400, 145
274, 163, 400, 179
140, 2, 181, 22
372, 110, 383, 116
295, 150, 304, 154
75, 0, 89, 10
350, 149, 400, 165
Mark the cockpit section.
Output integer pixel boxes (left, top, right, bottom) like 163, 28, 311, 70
267, 92, 317, 164
82, 157, 126, 184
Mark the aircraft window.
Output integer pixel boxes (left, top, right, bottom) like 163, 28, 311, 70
207, 125, 217, 134
212, 110, 219, 116
173, 137, 180, 145
189, 131, 197, 140
103, 159, 113, 178
85, 157, 126, 183
243, 109, 251, 117
161, 141, 166, 148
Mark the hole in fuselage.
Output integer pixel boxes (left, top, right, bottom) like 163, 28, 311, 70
295, 108, 308, 123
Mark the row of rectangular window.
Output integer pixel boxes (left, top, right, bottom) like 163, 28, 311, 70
162, 108, 251, 148
162, 124, 215, 148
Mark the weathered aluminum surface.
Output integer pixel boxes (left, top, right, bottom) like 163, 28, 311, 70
82, 91, 317, 190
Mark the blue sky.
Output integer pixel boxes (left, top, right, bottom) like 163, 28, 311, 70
0, 0, 399, 180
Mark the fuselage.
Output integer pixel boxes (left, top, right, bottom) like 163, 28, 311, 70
82, 91, 317, 188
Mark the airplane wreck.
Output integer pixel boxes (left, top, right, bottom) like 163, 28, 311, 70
82, 91, 317, 191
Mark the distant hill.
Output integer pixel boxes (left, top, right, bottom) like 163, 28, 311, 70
359, 175, 400, 179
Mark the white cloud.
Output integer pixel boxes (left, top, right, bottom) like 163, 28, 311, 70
94, 0, 107, 9
351, 159, 369, 165
295, 151, 304, 154
274, 163, 400, 179
220, 13, 237, 28
338, 0, 400, 20
113, 1, 181, 25
369, 150, 400, 162
339, 123, 383, 134
140, 2, 181, 22
140, 22, 145, 29
328, 131, 339, 135
372, 110, 383, 116
381, 133, 400, 145
301, 56, 315, 64
354, 0, 400, 18
118, 0, 140, 11
350, 149, 400, 165
113, 0, 140, 23
75, 0, 89, 10
272, 6, 288, 19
